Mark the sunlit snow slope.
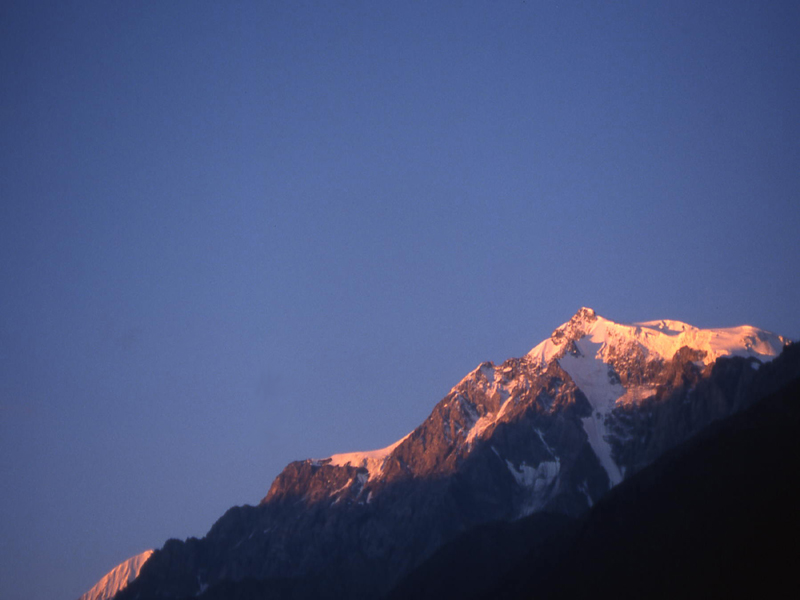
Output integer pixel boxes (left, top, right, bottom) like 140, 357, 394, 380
78, 550, 153, 600
527, 308, 785, 368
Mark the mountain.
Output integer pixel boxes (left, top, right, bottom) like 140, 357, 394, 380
78, 550, 153, 600
113, 308, 793, 600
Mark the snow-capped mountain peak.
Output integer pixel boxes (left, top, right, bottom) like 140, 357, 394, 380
528, 307, 786, 369
116, 308, 798, 600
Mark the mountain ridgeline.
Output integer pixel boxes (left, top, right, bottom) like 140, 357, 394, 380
107, 308, 796, 600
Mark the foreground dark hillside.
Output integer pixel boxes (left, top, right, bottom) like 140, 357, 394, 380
385, 511, 578, 600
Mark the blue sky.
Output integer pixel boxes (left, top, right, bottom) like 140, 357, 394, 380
1, 2, 799, 599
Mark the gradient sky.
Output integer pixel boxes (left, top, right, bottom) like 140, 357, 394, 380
1, 2, 799, 599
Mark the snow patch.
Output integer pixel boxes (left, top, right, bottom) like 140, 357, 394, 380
578, 481, 593, 508
323, 432, 413, 480
465, 411, 494, 445
79, 550, 154, 600
617, 385, 657, 406
505, 459, 560, 492
535, 428, 557, 459
527, 337, 564, 367
559, 346, 624, 487
330, 478, 354, 497
461, 364, 518, 445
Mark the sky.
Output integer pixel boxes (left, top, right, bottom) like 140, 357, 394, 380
1, 2, 798, 599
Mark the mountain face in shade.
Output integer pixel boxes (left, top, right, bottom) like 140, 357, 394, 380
78, 550, 153, 600
113, 308, 793, 600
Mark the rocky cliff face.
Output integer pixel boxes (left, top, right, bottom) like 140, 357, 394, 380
114, 308, 793, 600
